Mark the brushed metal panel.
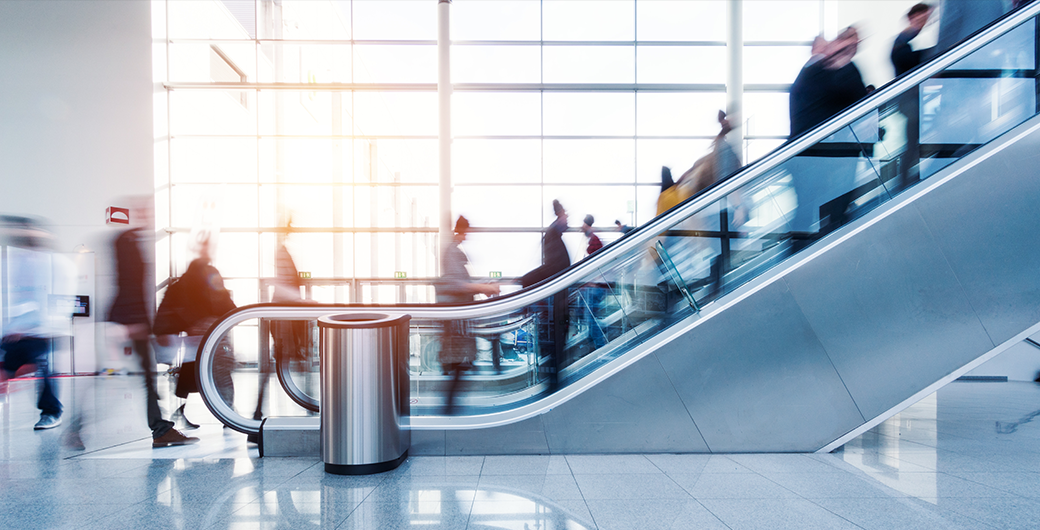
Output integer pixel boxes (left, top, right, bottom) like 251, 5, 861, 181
541, 352, 710, 454
444, 416, 549, 455
784, 204, 995, 420
913, 124, 1040, 345
262, 417, 320, 457
655, 281, 865, 452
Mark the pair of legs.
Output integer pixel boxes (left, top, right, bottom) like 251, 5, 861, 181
132, 338, 177, 439
175, 337, 235, 426
254, 320, 307, 421
440, 322, 476, 414
787, 155, 859, 249
2, 337, 61, 426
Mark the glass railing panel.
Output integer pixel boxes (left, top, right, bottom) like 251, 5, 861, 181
953, 19, 1035, 70
919, 18, 1039, 178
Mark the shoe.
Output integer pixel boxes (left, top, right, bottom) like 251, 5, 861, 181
172, 404, 199, 430
34, 414, 62, 430
152, 428, 200, 448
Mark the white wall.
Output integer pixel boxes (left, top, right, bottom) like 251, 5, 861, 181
0, 0, 153, 368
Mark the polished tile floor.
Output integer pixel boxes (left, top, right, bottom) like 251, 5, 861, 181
2, 375, 1040, 529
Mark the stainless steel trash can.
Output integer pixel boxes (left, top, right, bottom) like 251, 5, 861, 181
318, 313, 411, 475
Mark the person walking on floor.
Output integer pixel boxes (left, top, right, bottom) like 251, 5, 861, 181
109, 199, 199, 448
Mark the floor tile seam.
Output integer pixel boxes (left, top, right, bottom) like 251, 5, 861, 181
331, 496, 375, 529
935, 469, 1037, 499
743, 467, 810, 500
865, 429, 944, 450
195, 500, 264, 530
578, 496, 601, 530
887, 495, 1003, 530
64, 435, 155, 460
927, 497, 1021, 530
798, 496, 871, 530
804, 455, 884, 475
689, 497, 736, 530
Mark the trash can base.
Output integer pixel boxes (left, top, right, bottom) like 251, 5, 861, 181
325, 450, 408, 475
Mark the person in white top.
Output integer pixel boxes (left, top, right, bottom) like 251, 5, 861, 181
0, 217, 73, 430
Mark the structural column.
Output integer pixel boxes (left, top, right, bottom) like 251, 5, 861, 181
727, 0, 744, 160
437, 0, 452, 268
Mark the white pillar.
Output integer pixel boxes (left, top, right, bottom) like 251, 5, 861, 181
437, 0, 452, 270
727, 0, 744, 160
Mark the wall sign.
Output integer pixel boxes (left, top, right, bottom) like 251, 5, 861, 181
106, 206, 129, 224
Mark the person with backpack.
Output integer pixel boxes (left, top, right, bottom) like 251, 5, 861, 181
154, 234, 236, 429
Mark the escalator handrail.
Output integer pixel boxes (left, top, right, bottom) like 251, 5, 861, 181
275, 352, 319, 413
195, 3, 1040, 436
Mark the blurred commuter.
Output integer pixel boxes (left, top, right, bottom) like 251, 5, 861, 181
437, 216, 499, 413
581, 215, 602, 257
789, 28, 867, 139
154, 234, 236, 427
109, 199, 198, 448
679, 110, 743, 195
520, 200, 572, 391
655, 166, 684, 216
579, 215, 607, 349
787, 27, 869, 245
656, 111, 743, 222
893, 4, 934, 76
935, 0, 1008, 56
892, 3, 934, 189
0, 217, 73, 430
615, 220, 632, 235
251, 225, 308, 437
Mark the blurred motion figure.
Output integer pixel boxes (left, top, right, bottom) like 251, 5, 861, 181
891, 3, 934, 188
250, 221, 308, 441
154, 233, 236, 428
787, 27, 869, 245
436, 216, 498, 414
0, 217, 73, 430
109, 198, 198, 447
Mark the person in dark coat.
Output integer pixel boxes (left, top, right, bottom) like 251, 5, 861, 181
789, 29, 868, 138
892, 3, 934, 77
891, 3, 935, 189
154, 235, 236, 427
168, 256, 236, 401
519, 200, 572, 391
109, 201, 198, 447
787, 27, 869, 244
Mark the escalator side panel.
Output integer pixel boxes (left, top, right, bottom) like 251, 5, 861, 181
655, 280, 866, 453
540, 350, 710, 453
444, 416, 549, 455
912, 124, 1040, 345
785, 202, 995, 421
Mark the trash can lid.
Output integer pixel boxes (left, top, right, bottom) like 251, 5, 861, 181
317, 313, 411, 329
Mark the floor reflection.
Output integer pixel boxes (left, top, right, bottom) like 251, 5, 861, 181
200, 478, 594, 529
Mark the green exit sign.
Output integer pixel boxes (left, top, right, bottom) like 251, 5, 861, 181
489, 271, 502, 279
394, 271, 407, 279
298, 271, 311, 279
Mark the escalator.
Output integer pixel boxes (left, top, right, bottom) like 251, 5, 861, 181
194, 4, 1040, 454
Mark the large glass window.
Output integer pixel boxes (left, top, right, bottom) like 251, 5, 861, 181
158, 0, 874, 304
